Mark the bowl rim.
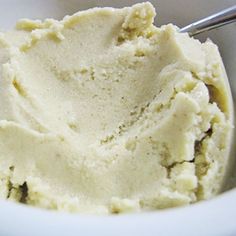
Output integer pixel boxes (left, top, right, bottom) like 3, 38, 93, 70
0, 188, 235, 236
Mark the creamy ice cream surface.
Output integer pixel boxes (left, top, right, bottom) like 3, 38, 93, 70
0, 2, 233, 214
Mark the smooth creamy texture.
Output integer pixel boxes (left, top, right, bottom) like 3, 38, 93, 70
0, 2, 233, 214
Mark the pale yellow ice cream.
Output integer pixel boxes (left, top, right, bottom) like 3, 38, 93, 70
0, 2, 233, 214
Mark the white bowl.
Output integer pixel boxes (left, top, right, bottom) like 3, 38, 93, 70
0, 0, 235, 235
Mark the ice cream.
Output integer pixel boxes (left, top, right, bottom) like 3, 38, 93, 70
0, 2, 233, 214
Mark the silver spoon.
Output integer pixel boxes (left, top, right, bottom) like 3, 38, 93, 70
180, 5, 236, 36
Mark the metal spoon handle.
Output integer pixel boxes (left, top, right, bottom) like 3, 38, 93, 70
180, 5, 236, 36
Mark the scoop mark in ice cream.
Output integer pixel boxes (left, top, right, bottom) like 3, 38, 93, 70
0, 2, 233, 214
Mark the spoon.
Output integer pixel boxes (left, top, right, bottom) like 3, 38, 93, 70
180, 5, 236, 36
